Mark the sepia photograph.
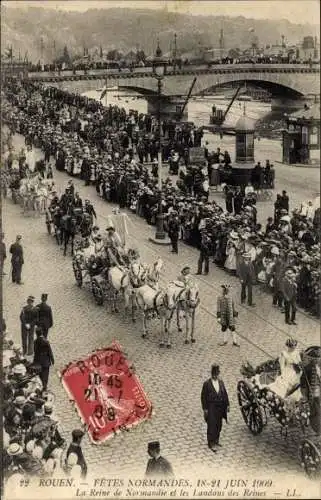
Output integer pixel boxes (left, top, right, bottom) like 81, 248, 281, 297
1, 1, 320, 499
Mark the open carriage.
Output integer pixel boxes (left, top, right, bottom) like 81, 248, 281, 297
71, 241, 114, 306
237, 346, 321, 478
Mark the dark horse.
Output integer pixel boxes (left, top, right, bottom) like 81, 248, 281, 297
60, 214, 78, 256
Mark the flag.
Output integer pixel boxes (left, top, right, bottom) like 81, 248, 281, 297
112, 213, 129, 247
100, 88, 107, 101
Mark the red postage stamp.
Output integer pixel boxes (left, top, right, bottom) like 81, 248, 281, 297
59, 341, 152, 444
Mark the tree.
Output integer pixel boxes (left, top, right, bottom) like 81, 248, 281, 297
136, 50, 146, 63
62, 45, 71, 64
228, 48, 241, 59
107, 49, 122, 61
100, 45, 103, 58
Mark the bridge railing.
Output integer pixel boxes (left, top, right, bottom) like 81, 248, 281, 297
27, 63, 320, 81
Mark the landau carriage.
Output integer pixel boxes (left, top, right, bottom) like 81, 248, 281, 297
71, 213, 200, 348
237, 345, 321, 478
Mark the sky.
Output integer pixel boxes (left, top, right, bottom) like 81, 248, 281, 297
2, 0, 320, 26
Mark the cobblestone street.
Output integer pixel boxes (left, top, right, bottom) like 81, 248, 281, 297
3, 134, 320, 481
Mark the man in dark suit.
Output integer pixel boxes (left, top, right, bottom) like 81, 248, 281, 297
238, 252, 256, 307
9, 235, 24, 284
201, 364, 229, 452
167, 211, 180, 254
66, 429, 87, 478
33, 327, 54, 391
36, 294, 53, 338
1, 232, 7, 275
280, 190, 289, 213
20, 296, 38, 356
281, 268, 298, 325
196, 230, 211, 275
145, 441, 174, 477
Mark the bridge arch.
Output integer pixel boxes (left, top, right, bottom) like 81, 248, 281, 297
201, 79, 304, 98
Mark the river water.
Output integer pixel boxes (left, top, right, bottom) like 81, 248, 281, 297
83, 88, 273, 127
82, 87, 283, 162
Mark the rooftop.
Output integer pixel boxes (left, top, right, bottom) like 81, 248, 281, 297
235, 114, 255, 132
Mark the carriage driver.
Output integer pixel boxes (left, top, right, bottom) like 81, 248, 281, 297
84, 199, 97, 226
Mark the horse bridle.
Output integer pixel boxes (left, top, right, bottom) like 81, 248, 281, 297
185, 288, 200, 309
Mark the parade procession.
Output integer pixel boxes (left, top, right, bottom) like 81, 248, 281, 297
1, 2, 321, 500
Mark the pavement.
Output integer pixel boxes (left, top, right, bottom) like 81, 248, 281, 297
2, 132, 320, 480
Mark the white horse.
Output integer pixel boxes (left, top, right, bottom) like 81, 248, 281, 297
108, 256, 163, 315
135, 280, 181, 348
129, 258, 163, 322
174, 282, 200, 344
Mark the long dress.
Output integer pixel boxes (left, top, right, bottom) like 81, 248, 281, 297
268, 348, 302, 400
224, 240, 237, 271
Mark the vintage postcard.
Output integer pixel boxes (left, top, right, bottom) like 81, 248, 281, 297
1, 1, 320, 499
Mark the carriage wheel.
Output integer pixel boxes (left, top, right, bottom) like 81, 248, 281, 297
299, 439, 321, 478
72, 260, 83, 287
92, 279, 104, 306
237, 380, 264, 435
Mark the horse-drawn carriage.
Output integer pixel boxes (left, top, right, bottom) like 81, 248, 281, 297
237, 345, 321, 478
72, 241, 111, 305
46, 206, 93, 256
72, 244, 160, 312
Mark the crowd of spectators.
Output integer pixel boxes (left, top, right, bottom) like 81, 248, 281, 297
3, 318, 64, 482
3, 312, 88, 484
2, 78, 320, 317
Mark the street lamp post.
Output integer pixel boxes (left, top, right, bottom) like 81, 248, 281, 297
152, 42, 167, 241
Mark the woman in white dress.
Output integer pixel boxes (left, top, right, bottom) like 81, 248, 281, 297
224, 231, 239, 273
268, 338, 302, 400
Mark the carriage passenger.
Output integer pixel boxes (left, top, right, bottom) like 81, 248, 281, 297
88, 226, 100, 246
48, 191, 59, 212
258, 338, 302, 402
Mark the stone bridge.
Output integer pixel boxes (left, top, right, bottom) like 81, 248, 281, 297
28, 63, 320, 117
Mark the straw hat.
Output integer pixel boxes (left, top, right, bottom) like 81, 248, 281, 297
230, 230, 239, 239
7, 443, 23, 456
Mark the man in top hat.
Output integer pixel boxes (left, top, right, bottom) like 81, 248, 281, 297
217, 285, 239, 347
201, 364, 230, 452
9, 235, 24, 284
36, 294, 53, 339
238, 252, 256, 307
66, 429, 87, 478
20, 296, 38, 356
145, 441, 174, 477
